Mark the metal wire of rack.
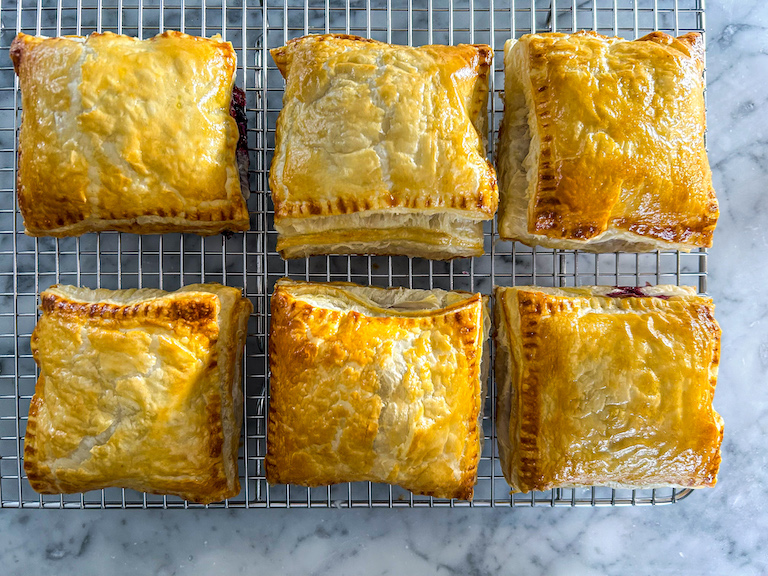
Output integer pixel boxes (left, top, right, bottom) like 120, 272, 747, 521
0, 0, 707, 508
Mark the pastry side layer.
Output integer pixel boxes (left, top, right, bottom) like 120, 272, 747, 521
497, 31, 718, 251
266, 279, 489, 499
494, 284, 723, 493
11, 31, 250, 236
24, 283, 252, 504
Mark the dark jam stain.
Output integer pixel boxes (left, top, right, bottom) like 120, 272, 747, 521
607, 286, 670, 300
229, 84, 251, 208
230, 85, 248, 152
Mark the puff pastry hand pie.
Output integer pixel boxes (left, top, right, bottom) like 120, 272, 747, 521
269, 34, 498, 260
497, 31, 718, 251
10, 31, 250, 237
267, 279, 490, 499
24, 283, 252, 504
494, 285, 723, 493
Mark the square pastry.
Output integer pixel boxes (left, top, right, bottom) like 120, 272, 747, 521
267, 279, 490, 499
494, 285, 723, 493
269, 34, 498, 260
497, 31, 718, 251
10, 31, 250, 237
24, 284, 252, 504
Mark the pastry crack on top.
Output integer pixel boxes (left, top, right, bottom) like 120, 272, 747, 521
10, 30, 250, 237
497, 30, 718, 252
269, 34, 498, 260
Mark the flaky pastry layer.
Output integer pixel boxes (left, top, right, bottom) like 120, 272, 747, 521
11, 31, 250, 237
269, 34, 498, 260
494, 285, 723, 493
266, 279, 490, 499
497, 31, 718, 251
24, 283, 252, 504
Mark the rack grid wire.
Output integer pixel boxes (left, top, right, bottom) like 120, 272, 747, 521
0, 0, 707, 508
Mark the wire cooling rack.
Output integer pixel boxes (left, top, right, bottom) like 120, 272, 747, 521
0, 0, 707, 508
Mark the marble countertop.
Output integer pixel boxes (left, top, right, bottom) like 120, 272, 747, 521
2, 1, 767, 574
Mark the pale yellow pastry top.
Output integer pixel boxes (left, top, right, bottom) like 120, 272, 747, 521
11, 31, 249, 236
494, 285, 723, 493
24, 283, 252, 504
266, 279, 489, 499
497, 31, 718, 251
269, 34, 498, 232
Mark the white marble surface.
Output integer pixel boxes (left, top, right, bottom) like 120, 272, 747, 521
2, 1, 768, 574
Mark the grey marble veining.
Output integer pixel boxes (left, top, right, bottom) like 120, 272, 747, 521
2, 0, 768, 574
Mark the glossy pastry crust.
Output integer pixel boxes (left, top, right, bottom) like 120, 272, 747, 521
497, 31, 718, 251
270, 34, 498, 259
494, 285, 723, 493
10, 31, 250, 237
267, 279, 490, 499
24, 283, 252, 503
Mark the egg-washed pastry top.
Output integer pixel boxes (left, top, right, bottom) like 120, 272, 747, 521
10, 31, 250, 237
494, 284, 723, 493
497, 31, 718, 252
269, 34, 498, 260
266, 279, 490, 499
24, 283, 252, 504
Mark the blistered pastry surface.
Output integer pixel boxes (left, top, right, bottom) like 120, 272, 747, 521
498, 31, 718, 251
495, 285, 723, 492
266, 279, 487, 500
24, 283, 252, 503
11, 31, 249, 236
269, 34, 498, 230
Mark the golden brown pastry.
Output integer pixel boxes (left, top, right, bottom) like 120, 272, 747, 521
494, 284, 723, 493
497, 31, 718, 251
269, 34, 498, 260
10, 31, 250, 237
24, 283, 252, 504
266, 279, 490, 499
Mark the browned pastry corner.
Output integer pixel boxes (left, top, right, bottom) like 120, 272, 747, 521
11, 31, 250, 237
497, 30, 718, 251
24, 284, 252, 504
494, 285, 723, 493
269, 34, 498, 260
266, 279, 490, 499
